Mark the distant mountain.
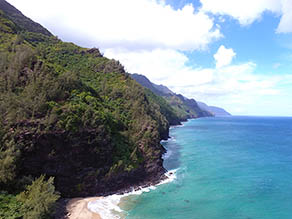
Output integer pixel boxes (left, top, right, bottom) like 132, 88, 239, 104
197, 101, 231, 116
0, 0, 52, 36
152, 83, 175, 95
130, 73, 164, 96
131, 74, 213, 120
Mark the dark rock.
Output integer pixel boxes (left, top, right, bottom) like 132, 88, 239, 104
85, 48, 102, 57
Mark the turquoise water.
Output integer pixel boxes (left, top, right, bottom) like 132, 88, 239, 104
123, 116, 292, 219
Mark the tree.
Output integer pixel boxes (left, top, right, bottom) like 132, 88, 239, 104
16, 175, 60, 219
0, 141, 19, 184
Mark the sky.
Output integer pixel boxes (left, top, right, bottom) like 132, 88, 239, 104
6, 0, 292, 116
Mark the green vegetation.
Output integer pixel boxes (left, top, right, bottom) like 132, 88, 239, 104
164, 95, 202, 120
143, 89, 181, 125
0, 3, 179, 217
0, 0, 52, 36
0, 192, 22, 219
130, 74, 213, 121
0, 176, 59, 219
17, 175, 60, 219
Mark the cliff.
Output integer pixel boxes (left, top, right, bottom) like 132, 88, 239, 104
0, 2, 179, 217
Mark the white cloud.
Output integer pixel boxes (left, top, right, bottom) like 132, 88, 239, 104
174, 62, 291, 116
6, 0, 292, 116
104, 48, 214, 86
200, 0, 280, 25
213, 45, 236, 68
276, 0, 292, 33
200, 0, 292, 33
105, 48, 288, 115
7, 0, 221, 51
106, 46, 292, 116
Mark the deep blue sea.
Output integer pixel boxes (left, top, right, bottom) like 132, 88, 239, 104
122, 116, 292, 219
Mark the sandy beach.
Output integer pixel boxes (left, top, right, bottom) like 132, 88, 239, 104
66, 197, 102, 219
64, 170, 177, 219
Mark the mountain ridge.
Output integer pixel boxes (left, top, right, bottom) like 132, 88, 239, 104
131, 73, 218, 119
197, 101, 231, 116
0, 1, 183, 217
131, 73, 231, 117
0, 0, 52, 36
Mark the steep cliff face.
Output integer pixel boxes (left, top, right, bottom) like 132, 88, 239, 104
0, 2, 170, 199
131, 73, 213, 120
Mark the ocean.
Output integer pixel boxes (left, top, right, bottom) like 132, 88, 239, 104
89, 116, 292, 218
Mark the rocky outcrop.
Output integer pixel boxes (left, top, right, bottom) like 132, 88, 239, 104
85, 48, 103, 57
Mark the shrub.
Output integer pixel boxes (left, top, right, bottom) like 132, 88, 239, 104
16, 175, 60, 219
0, 192, 22, 219
0, 141, 20, 184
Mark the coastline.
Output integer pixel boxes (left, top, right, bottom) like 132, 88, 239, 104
66, 120, 186, 218
64, 169, 178, 219
85, 166, 178, 218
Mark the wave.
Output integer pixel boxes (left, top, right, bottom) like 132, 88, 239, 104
169, 123, 185, 130
161, 136, 176, 144
157, 169, 178, 186
87, 169, 178, 218
88, 119, 184, 218
162, 149, 172, 159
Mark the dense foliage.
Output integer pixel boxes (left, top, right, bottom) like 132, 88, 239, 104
0, 3, 183, 217
0, 192, 22, 219
0, 176, 59, 219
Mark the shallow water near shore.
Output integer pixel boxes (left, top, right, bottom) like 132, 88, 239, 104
121, 116, 292, 219
87, 169, 177, 218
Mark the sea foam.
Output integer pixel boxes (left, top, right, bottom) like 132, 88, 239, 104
170, 123, 185, 130
87, 169, 178, 218
88, 123, 181, 218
